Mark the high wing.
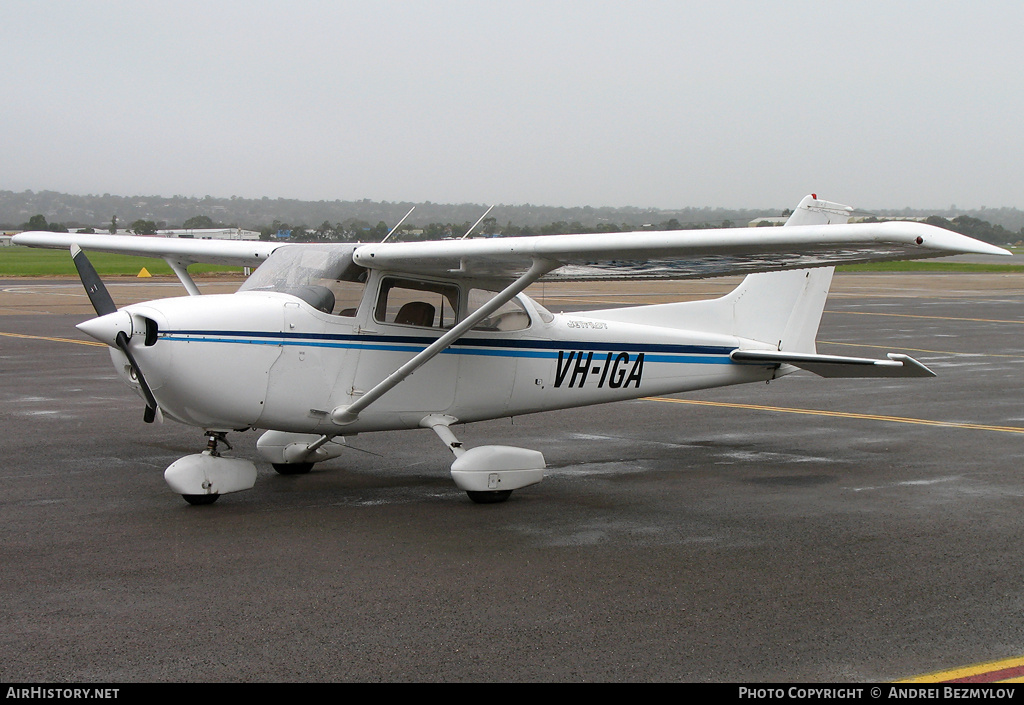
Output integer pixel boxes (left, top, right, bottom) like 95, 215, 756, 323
13, 215, 1009, 286
349, 220, 1010, 283
10, 231, 280, 267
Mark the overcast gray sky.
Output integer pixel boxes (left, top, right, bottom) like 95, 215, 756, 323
2, 0, 1022, 210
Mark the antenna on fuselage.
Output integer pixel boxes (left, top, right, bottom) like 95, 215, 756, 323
461, 205, 495, 239
380, 206, 415, 243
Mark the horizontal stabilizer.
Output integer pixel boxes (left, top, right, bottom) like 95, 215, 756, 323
730, 349, 936, 378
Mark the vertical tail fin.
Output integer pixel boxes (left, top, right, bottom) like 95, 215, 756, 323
781, 194, 855, 227
719, 195, 853, 352
584, 195, 853, 352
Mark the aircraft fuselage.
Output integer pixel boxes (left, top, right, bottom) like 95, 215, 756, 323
105, 283, 774, 435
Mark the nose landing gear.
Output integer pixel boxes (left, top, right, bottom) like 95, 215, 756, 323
164, 431, 258, 505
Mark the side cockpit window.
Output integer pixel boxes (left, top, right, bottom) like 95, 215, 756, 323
375, 278, 459, 329
325, 279, 367, 317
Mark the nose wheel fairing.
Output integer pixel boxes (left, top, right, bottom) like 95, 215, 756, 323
164, 434, 257, 505
165, 452, 258, 504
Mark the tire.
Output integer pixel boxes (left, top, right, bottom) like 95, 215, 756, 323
272, 462, 314, 475
466, 490, 513, 504
182, 494, 219, 505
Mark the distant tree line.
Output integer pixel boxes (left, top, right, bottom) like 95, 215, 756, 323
858, 215, 1023, 247
21, 214, 69, 232
925, 215, 1021, 246
3, 189, 785, 234
272, 214, 750, 243
11, 210, 755, 241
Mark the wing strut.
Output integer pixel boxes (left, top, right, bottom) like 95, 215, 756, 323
165, 259, 201, 296
331, 258, 558, 425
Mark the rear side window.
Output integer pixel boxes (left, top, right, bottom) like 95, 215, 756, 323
468, 289, 531, 331
374, 278, 459, 329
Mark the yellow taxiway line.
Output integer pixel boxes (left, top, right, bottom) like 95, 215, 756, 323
899, 656, 1024, 683
828, 310, 1024, 326
644, 397, 1024, 435
0, 331, 106, 347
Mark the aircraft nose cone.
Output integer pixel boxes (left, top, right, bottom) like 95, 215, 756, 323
76, 310, 133, 347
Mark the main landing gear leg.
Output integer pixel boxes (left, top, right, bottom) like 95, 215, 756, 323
255, 431, 351, 474
421, 415, 546, 504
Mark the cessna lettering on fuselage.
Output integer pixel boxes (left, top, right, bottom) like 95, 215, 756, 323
555, 350, 644, 389
12, 194, 1011, 506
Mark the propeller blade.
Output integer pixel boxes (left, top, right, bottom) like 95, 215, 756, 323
70, 246, 160, 423
115, 330, 160, 424
71, 245, 116, 316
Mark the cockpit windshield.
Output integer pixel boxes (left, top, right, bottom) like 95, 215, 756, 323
240, 244, 363, 291
239, 244, 367, 316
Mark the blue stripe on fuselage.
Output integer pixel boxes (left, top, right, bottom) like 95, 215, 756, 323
158, 329, 736, 364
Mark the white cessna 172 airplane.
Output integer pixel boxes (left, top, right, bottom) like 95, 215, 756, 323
12, 195, 1010, 505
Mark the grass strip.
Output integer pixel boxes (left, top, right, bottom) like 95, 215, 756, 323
0, 247, 242, 276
